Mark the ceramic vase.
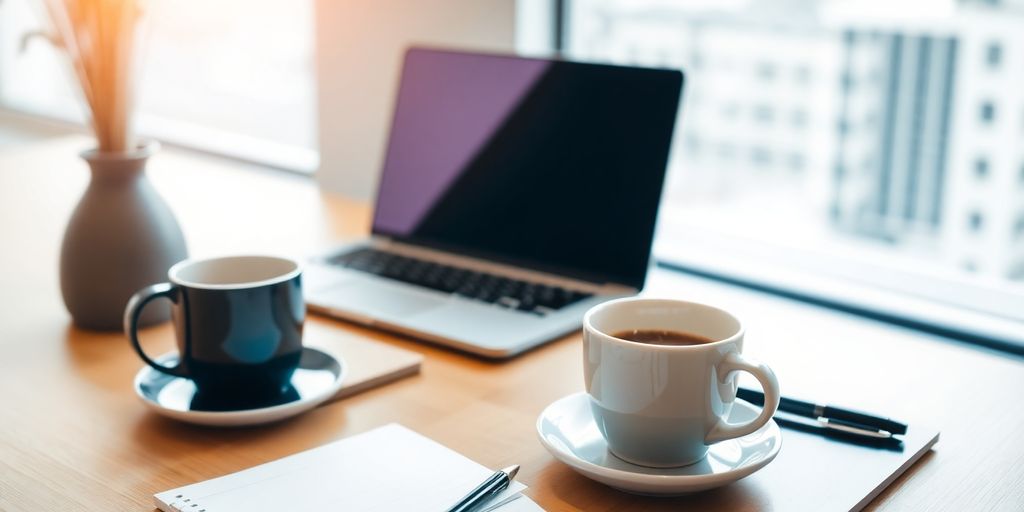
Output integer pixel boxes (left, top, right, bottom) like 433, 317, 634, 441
60, 141, 188, 331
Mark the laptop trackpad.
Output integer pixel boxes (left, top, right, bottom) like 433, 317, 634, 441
322, 280, 446, 317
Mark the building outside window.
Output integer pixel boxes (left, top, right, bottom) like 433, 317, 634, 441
565, 0, 1024, 340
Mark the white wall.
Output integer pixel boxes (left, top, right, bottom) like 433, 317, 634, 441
314, 0, 524, 199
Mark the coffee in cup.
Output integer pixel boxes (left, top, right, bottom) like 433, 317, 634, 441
584, 297, 780, 467
611, 329, 715, 346
124, 255, 305, 401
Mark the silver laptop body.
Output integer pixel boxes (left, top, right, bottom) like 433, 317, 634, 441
306, 48, 683, 358
305, 238, 633, 358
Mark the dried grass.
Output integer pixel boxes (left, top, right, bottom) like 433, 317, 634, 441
39, 0, 143, 152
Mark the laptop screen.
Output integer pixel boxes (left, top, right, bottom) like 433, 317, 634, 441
372, 48, 683, 289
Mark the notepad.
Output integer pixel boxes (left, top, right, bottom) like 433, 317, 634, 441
155, 424, 541, 512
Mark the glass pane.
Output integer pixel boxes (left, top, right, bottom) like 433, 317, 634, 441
0, 0, 315, 167
0, 0, 85, 122
566, 0, 1024, 324
141, 0, 315, 150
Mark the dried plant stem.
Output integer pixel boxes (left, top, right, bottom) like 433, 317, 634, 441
40, 0, 141, 153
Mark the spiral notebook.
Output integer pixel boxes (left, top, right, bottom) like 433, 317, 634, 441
154, 424, 542, 512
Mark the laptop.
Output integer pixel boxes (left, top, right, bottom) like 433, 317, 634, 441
305, 47, 683, 358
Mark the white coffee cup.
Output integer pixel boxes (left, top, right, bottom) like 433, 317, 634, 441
583, 297, 780, 468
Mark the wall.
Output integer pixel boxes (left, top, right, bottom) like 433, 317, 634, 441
314, 0, 520, 199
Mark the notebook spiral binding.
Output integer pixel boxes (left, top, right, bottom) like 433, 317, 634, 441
168, 494, 207, 512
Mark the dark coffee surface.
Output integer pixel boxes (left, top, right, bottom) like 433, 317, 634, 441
612, 329, 715, 346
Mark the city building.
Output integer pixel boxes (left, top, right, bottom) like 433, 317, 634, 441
833, 3, 1024, 279
940, 6, 1024, 279
831, 29, 958, 248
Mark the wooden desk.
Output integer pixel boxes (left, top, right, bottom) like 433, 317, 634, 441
1, 137, 1022, 511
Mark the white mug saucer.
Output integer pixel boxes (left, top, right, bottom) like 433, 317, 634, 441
134, 347, 346, 427
536, 392, 782, 495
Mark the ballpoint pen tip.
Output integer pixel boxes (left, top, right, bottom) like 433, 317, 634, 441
503, 465, 520, 480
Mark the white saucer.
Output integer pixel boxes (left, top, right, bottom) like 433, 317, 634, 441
134, 347, 346, 427
536, 392, 782, 495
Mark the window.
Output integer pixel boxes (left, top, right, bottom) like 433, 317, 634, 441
837, 119, 850, 136
0, 0, 316, 171
985, 41, 1003, 68
787, 153, 806, 172
791, 109, 809, 128
840, 71, 854, 91
794, 65, 812, 83
717, 143, 737, 160
969, 211, 985, 232
722, 102, 740, 119
751, 147, 772, 166
980, 101, 996, 124
756, 62, 777, 81
564, 0, 1024, 346
975, 157, 990, 178
753, 105, 775, 123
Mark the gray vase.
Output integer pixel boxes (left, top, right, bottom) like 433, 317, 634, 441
60, 141, 188, 331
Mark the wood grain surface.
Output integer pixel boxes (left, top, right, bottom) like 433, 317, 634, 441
1, 137, 1022, 511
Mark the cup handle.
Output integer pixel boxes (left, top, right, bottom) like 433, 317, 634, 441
705, 351, 780, 444
123, 283, 189, 378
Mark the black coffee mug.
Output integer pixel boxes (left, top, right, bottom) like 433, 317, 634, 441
124, 255, 305, 399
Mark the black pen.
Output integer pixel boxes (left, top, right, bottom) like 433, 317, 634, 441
446, 465, 520, 512
737, 387, 908, 436
772, 413, 905, 451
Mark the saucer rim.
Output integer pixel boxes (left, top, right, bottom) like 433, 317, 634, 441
536, 391, 782, 487
133, 346, 347, 423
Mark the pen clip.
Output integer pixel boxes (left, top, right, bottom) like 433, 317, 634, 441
818, 417, 893, 439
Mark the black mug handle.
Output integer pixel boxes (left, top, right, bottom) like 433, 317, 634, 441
123, 283, 188, 378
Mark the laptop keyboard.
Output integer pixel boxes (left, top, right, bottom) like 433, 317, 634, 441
327, 248, 593, 315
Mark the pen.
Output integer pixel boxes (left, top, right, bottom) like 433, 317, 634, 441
446, 464, 520, 512
772, 412, 905, 450
737, 387, 908, 436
